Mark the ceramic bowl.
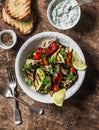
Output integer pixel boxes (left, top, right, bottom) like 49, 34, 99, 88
47, 0, 81, 30
0, 30, 17, 49
15, 32, 86, 103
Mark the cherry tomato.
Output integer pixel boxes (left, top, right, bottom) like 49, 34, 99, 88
53, 85, 59, 92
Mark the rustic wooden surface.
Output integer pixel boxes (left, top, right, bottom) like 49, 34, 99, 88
0, 0, 99, 130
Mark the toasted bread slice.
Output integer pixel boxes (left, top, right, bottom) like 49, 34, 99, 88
2, 8, 34, 35
5, 0, 31, 21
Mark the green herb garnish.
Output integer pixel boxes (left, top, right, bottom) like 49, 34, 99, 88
22, 63, 28, 71
42, 76, 51, 85
55, 66, 60, 73
26, 79, 32, 86
66, 64, 70, 68
67, 72, 77, 81
22, 63, 34, 71
39, 65, 43, 69
28, 63, 34, 71
48, 57, 52, 64
49, 67, 58, 76
60, 51, 67, 57
67, 72, 74, 80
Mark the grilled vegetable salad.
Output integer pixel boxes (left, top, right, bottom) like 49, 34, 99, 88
22, 38, 78, 95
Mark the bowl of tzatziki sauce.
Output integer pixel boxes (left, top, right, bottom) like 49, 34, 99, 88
47, 0, 81, 30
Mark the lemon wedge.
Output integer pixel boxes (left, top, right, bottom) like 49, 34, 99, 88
72, 51, 87, 70
52, 89, 66, 107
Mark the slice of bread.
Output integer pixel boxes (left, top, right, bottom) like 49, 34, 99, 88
5, 0, 31, 21
2, 8, 34, 35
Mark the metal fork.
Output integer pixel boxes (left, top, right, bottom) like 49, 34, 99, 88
7, 69, 21, 125
69, 0, 93, 11
0, 86, 43, 115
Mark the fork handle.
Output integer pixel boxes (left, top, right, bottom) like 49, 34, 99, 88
13, 96, 44, 115
14, 108, 21, 124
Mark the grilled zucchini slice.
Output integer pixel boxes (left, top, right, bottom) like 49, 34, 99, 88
34, 68, 45, 91
26, 59, 38, 66
57, 53, 65, 64
50, 49, 60, 63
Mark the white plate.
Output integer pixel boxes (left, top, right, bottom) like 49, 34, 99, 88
15, 32, 86, 103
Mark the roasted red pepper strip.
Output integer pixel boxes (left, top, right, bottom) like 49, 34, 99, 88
66, 59, 72, 66
58, 71, 63, 81
36, 47, 47, 54
33, 47, 45, 60
33, 41, 58, 60
46, 41, 58, 55
70, 67, 76, 75
67, 52, 72, 59
33, 52, 42, 60
53, 71, 63, 92
53, 71, 63, 83
53, 85, 59, 92
36, 47, 44, 53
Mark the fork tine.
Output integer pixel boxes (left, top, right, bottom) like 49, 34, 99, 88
7, 69, 11, 82
12, 69, 16, 82
7, 69, 16, 83
7, 69, 13, 84
0, 86, 12, 98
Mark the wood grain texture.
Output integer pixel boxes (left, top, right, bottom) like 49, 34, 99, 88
0, 0, 99, 130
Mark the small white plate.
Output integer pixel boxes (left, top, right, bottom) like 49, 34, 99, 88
0, 30, 17, 49
15, 32, 86, 103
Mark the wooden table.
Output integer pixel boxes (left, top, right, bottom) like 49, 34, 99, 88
0, 0, 99, 130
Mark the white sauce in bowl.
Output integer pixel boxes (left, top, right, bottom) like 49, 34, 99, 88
47, 0, 81, 29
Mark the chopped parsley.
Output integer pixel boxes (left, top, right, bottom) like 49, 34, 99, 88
22, 63, 34, 71
60, 51, 67, 57
42, 76, 51, 85
26, 79, 32, 86
49, 67, 58, 76
67, 72, 77, 81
